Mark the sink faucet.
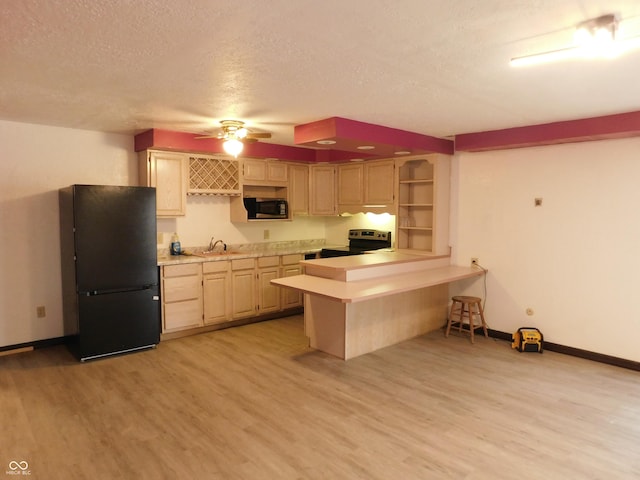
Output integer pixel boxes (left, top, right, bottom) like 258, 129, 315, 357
208, 237, 226, 252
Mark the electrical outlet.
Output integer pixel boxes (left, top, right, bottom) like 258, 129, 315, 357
36, 305, 46, 318
471, 257, 479, 266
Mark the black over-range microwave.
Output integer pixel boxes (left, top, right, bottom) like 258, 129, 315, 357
243, 198, 288, 219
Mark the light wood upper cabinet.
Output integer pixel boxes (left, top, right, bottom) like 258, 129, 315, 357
139, 150, 188, 217
309, 164, 336, 216
337, 163, 364, 206
243, 159, 288, 184
288, 163, 309, 216
364, 159, 395, 205
336, 159, 395, 214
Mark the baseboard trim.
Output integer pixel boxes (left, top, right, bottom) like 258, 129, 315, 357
487, 329, 640, 372
0, 336, 67, 355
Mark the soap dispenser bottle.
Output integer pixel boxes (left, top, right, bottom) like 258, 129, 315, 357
170, 232, 181, 256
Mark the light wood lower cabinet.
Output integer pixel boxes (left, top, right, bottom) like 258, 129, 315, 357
161, 263, 203, 333
161, 254, 304, 334
203, 261, 231, 325
257, 256, 281, 314
231, 258, 258, 319
280, 254, 303, 308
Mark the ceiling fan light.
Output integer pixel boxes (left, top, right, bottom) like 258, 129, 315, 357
512, 14, 623, 67
223, 138, 243, 157
236, 127, 248, 139
573, 27, 592, 46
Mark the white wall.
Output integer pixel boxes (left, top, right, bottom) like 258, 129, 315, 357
450, 137, 640, 362
0, 120, 137, 347
10, 117, 636, 362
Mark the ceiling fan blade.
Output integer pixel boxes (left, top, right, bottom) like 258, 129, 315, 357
194, 134, 221, 139
246, 132, 272, 139
243, 137, 259, 143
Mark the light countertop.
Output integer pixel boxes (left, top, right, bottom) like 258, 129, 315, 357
272, 264, 484, 303
301, 251, 452, 282
157, 239, 331, 266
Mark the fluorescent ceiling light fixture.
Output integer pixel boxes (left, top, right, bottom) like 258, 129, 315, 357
510, 14, 640, 67
223, 138, 243, 157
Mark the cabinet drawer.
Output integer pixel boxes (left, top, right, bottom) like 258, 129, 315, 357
231, 258, 255, 270
163, 275, 201, 303
164, 299, 202, 331
280, 254, 302, 265
163, 263, 201, 278
203, 260, 230, 274
257, 256, 279, 268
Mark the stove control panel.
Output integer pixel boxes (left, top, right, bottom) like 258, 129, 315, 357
348, 229, 391, 242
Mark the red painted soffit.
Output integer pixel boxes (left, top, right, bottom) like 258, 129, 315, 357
455, 111, 640, 152
134, 129, 318, 162
294, 116, 454, 156
133, 128, 379, 162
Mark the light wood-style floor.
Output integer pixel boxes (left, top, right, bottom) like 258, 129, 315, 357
2, 315, 639, 479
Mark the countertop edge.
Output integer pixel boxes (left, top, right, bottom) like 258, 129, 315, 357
158, 247, 322, 266
272, 265, 485, 303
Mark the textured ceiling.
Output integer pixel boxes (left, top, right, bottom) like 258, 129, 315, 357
2, 0, 640, 148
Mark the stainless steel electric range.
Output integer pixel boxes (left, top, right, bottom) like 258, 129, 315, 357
320, 229, 392, 258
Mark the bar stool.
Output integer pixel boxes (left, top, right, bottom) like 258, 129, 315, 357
445, 296, 488, 343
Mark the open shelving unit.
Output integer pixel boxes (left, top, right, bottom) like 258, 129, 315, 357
397, 159, 434, 251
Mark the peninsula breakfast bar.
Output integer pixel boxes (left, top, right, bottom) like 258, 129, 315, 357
271, 252, 484, 359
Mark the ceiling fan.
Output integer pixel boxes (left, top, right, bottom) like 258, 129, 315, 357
196, 120, 272, 157
510, 14, 640, 67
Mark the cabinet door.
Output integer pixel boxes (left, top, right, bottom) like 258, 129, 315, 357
203, 272, 231, 325
365, 159, 395, 205
281, 265, 303, 308
243, 159, 267, 182
258, 267, 281, 313
267, 162, 288, 182
243, 159, 287, 183
231, 269, 257, 319
144, 151, 187, 217
288, 164, 309, 215
337, 163, 364, 206
309, 165, 336, 215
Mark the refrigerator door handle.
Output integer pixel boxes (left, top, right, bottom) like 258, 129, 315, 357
80, 284, 158, 296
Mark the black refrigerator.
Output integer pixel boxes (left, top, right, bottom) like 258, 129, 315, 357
59, 185, 160, 361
